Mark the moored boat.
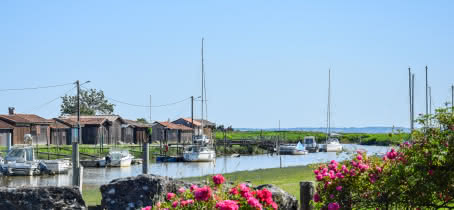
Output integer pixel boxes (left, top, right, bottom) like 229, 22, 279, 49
303, 136, 319, 152
106, 149, 133, 167
183, 144, 216, 162
278, 142, 308, 155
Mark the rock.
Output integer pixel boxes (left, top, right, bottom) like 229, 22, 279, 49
100, 174, 299, 210
0, 186, 86, 210
256, 184, 299, 210
100, 174, 193, 210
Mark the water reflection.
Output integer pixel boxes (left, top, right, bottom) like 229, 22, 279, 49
0, 144, 390, 188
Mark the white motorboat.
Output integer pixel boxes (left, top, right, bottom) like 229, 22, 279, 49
303, 136, 319, 152
43, 159, 71, 174
278, 142, 308, 155
106, 150, 133, 167
183, 145, 216, 162
4, 145, 40, 176
325, 138, 343, 152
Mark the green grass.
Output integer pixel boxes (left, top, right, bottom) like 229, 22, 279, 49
214, 130, 409, 146
82, 185, 102, 207
182, 165, 315, 201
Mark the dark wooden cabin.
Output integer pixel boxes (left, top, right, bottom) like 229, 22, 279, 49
58, 115, 125, 145
123, 119, 152, 144
172, 118, 214, 137
151, 121, 192, 144
0, 120, 13, 147
0, 108, 52, 145
49, 118, 77, 145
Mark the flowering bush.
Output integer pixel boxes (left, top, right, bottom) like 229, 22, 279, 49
313, 107, 454, 209
141, 174, 278, 210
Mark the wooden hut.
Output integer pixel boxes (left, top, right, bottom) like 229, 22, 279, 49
123, 119, 152, 144
0, 108, 52, 145
0, 120, 13, 147
172, 118, 214, 137
49, 118, 77, 145
151, 121, 192, 144
59, 115, 125, 145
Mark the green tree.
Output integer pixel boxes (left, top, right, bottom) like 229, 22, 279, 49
60, 88, 115, 115
136, 118, 148, 124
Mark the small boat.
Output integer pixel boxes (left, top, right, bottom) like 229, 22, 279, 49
183, 144, 216, 162
303, 136, 319, 153
278, 142, 308, 155
106, 149, 133, 167
325, 138, 343, 152
43, 159, 71, 174
156, 156, 183, 162
3, 145, 41, 176
230, 153, 240, 158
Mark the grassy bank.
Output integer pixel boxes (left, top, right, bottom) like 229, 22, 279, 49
183, 165, 315, 201
81, 166, 316, 206
214, 130, 409, 146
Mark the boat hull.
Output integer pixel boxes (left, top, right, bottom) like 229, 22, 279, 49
44, 160, 70, 174
109, 158, 132, 167
183, 151, 215, 162
326, 144, 343, 152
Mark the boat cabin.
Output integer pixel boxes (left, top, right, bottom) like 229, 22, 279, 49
5, 146, 35, 162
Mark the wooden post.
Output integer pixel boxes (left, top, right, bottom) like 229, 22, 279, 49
143, 142, 149, 174
300, 181, 315, 210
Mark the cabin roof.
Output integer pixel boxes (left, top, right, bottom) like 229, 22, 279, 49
60, 115, 125, 125
124, 119, 152, 128
0, 119, 13, 129
155, 121, 192, 131
0, 114, 53, 124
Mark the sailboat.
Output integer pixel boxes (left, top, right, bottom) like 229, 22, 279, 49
183, 38, 216, 162
322, 69, 343, 152
279, 141, 308, 155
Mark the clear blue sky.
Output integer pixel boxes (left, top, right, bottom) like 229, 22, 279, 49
1, 1, 453, 128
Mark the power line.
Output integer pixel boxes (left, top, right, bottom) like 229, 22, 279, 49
27, 86, 77, 113
108, 96, 191, 108
0, 82, 74, 92
80, 86, 192, 108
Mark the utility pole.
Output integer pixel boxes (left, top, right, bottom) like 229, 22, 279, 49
143, 96, 151, 174
72, 80, 82, 190
191, 96, 194, 138
429, 86, 432, 126
425, 66, 428, 116
451, 85, 454, 112
411, 74, 415, 132
279, 120, 282, 168
408, 67, 413, 133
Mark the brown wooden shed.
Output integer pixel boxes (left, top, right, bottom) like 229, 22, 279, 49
151, 121, 192, 145
0, 111, 52, 145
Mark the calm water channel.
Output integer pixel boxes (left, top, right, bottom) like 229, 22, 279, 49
0, 144, 390, 188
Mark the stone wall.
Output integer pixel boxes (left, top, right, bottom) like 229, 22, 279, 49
100, 174, 298, 210
0, 186, 86, 210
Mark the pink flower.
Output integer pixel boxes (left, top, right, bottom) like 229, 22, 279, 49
229, 187, 239, 195
156, 202, 161, 207
166, 192, 175, 200
428, 169, 434, 176
376, 166, 382, 173
356, 155, 363, 161
330, 194, 335, 199
313, 169, 320, 175
194, 186, 212, 201
316, 174, 323, 181
336, 186, 342, 191
190, 184, 198, 192
256, 188, 273, 203
172, 201, 179, 208
216, 200, 239, 210
213, 174, 226, 185
141, 206, 151, 210
314, 193, 321, 202
178, 187, 186, 194
328, 202, 340, 210
247, 197, 263, 210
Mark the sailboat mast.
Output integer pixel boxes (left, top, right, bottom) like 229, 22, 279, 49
201, 38, 204, 136
327, 69, 331, 138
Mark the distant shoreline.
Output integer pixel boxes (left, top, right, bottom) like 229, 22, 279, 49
235, 126, 410, 134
